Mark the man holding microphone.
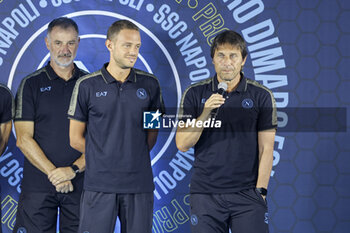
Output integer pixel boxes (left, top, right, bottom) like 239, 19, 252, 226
176, 30, 277, 233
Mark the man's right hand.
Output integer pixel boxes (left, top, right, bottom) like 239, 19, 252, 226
55, 180, 74, 193
176, 93, 226, 152
201, 93, 226, 120
205, 93, 226, 109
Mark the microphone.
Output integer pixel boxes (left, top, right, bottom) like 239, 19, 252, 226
217, 82, 228, 96
211, 82, 227, 119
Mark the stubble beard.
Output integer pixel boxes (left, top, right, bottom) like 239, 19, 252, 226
220, 69, 240, 82
54, 54, 74, 68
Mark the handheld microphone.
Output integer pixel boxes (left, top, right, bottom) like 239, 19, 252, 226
217, 82, 228, 96
211, 82, 227, 118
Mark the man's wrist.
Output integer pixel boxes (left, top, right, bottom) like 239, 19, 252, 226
256, 187, 268, 196
70, 164, 80, 174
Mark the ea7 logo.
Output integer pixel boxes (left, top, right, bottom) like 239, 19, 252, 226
40, 86, 51, 92
96, 91, 107, 97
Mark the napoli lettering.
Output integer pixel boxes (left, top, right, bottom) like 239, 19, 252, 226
0, 0, 39, 66
154, 149, 194, 200
154, 4, 210, 83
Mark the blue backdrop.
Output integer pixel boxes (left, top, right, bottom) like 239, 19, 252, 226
0, 0, 349, 232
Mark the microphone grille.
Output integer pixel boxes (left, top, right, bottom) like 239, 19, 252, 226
218, 82, 228, 91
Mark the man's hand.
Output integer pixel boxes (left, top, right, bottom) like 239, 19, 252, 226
48, 167, 76, 186
204, 93, 225, 110
55, 180, 74, 193
201, 94, 226, 119
176, 93, 226, 152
